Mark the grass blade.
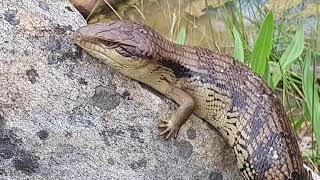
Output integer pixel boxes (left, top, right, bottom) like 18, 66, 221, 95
302, 50, 320, 144
271, 25, 304, 88
176, 26, 187, 45
232, 26, 244, 62
250, 12, 274, 79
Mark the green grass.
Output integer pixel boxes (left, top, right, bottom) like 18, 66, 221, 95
250, 11, 273, 80
303, 48, 320, 145
271, 24, 305, 88
175, 26, 187, 45
232, 26, 244, 62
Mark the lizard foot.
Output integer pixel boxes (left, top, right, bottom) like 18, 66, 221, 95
158, 119, 181, 139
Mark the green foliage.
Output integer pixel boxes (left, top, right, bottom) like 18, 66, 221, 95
250, 12, 274, 79
176, 26, 187, 45
303, 50, 320, 144
271, 25, 305, 88
232, 26, 244, 62
151, 20, 159, 30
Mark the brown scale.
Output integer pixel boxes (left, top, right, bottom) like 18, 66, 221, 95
74, 20, 311, 180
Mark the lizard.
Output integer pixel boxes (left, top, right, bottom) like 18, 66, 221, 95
74, 20, 310, 180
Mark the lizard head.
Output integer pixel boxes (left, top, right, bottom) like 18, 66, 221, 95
74, 20, 156, 71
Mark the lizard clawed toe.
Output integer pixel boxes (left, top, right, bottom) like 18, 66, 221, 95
158, 119, 180, 139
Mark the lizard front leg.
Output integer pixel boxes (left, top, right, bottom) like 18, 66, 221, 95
158, 87, 195, 139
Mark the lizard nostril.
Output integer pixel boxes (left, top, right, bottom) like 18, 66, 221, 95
74, 32, 83, 43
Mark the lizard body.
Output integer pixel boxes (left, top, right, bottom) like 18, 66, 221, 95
74, 20, 309, 180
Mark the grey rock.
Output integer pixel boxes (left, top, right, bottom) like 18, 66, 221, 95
187, 127, 197, 139
38, 1, 50, 12
91, 85, 121, 111
36, 130, 49, 140
174, 140, 193, 159
209, 171, 224, 180
0, 111, 5, 128
0, 0, 242, 179
25, 67, 39, 84
3, 10, 20, 26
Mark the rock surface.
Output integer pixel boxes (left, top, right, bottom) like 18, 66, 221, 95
0, 0, 241, 179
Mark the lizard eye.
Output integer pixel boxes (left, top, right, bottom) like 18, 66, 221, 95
116, 45, 137, 58
101, 41, 117, 48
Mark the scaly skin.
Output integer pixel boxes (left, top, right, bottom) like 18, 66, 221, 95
74, 20, 309, 179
